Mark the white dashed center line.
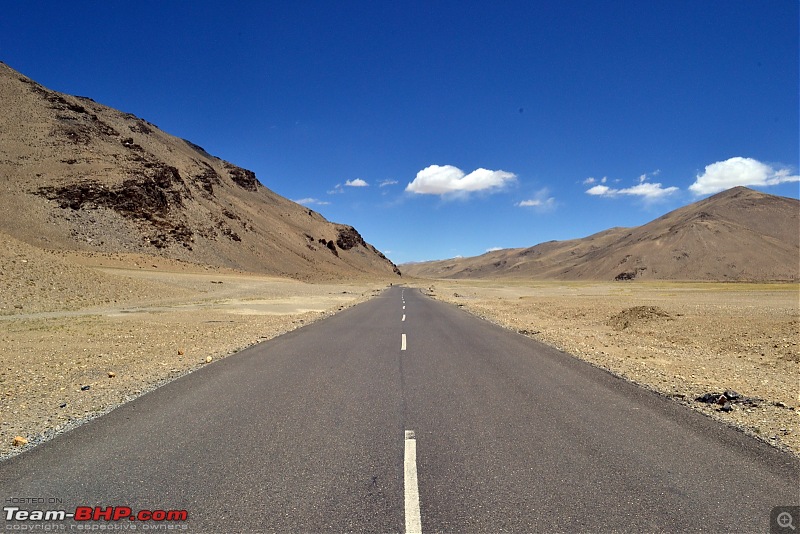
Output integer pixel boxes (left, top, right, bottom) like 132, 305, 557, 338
404, 430, 422, 534
402, 314, 406, 322
401, 333, 407, 351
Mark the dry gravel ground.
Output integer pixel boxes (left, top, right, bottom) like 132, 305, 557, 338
0, 243, 387, 459
411, 280, 799, 457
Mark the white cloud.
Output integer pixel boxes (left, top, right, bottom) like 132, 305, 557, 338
583, 176, 607, 185
379, 179, 398, 187
689, 157, 799, 195
345, 178, 369, 187
516, 188, 556, 211
294, 198, 331, 206
586, 177, 678, 200
637, 171, 660, 184
586, 185, 611, 196
517, 198, 554, 207
327, 184, 344, 195
486, 247, 503, 252
406, 165, 517, 196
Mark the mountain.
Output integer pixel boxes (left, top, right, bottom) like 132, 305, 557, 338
0, 62, 400, 280
402, 187, 799, 282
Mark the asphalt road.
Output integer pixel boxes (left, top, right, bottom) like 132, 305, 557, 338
1, 286, 798, 532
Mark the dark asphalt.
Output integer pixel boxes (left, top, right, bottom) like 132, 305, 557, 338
1, 286, 798, 533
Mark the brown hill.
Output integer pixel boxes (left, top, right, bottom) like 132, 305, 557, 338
403, 187, 800, 281
0, 62, 400, 280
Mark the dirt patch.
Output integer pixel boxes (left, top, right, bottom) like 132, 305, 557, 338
607, 305, 672, 330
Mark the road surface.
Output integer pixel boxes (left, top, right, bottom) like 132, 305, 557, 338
1, 286, 798, 532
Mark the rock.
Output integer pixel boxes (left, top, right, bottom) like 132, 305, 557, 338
325, 240, 338, 256
205, 356, 212, 363
223, 161, 260, 192
107, 371, 116, 378
696, 392, 722, 403
59, 403, 67, 408
12, 436, 27, 447
335, 226, 367, 250
80, 385, 91, 391
697, 390, 766, 409
720, 402, 733, 412
35, 170, 195, 249
738, 397, 762, 407
178, 349, 185, 355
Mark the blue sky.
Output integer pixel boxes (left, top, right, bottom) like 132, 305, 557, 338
2, 1, 798, 263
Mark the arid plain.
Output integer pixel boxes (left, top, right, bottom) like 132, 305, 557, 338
3, 238, 797, 458
0, 239, 387, 459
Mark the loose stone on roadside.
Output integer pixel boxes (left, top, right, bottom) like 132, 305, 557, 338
696, 390, 764, 411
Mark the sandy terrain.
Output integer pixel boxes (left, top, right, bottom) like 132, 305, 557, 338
410, 279, 799, 456
1, 244, 386, 459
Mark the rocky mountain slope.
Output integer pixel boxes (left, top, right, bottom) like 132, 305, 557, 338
403, 187, 799, 281
0, 62, 400, 280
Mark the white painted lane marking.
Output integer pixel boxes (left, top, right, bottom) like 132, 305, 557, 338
403, 305, 406, 310
402, 314, 406, 322
401, 333, 407, 351
404, 430, 422, 534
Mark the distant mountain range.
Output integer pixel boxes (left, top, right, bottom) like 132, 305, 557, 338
0, 62, 400, 280
402, 186, 799, 282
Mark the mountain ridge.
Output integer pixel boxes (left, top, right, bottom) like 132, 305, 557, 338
0, 62, 400, 280
402, 186, 799, 282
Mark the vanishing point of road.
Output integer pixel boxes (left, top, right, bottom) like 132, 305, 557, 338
1, 286, 798, 532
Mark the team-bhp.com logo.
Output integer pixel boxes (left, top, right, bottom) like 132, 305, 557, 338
5, 505, 188, 529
